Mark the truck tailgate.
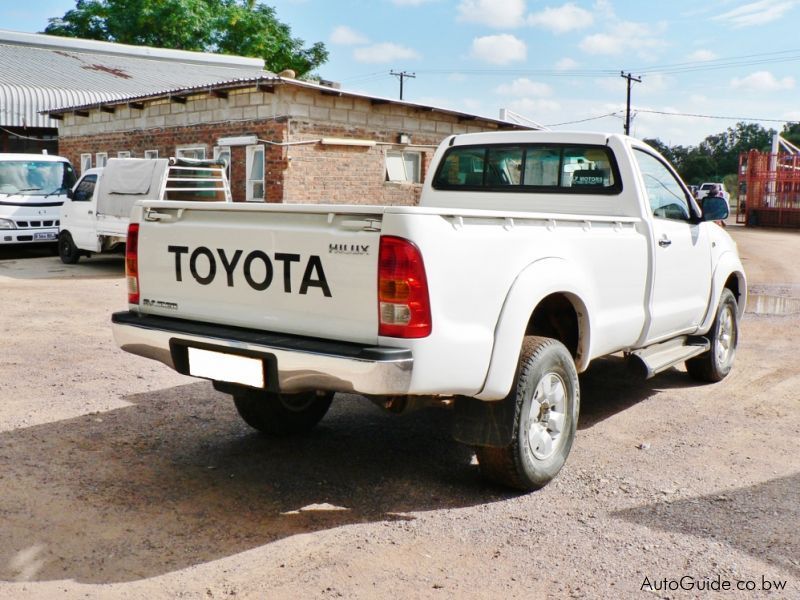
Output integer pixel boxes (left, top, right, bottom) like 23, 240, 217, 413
134, 203, 383, 344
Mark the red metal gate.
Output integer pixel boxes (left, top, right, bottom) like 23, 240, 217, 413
738, 149, 800, 228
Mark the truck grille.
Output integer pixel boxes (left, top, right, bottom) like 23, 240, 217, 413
14, 220, 58, 229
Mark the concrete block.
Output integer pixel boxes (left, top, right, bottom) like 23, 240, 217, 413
348, 111, 368, 125
310, 106, 330, 120
289, 103, 310, 117
330, 109, 349, 123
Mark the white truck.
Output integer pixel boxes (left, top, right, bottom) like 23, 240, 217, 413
0, 153, 77, 246
111, 131, 746, 491
58, 157, 231, 263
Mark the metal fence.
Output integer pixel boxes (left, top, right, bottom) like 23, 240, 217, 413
737, 149, 800, 228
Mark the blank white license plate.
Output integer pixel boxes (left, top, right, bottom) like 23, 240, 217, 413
187, 347, 264, 388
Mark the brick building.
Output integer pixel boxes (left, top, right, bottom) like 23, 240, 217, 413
49, 76, 529, 205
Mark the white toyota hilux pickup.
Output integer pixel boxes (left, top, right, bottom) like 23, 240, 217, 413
112, 131, 746, 491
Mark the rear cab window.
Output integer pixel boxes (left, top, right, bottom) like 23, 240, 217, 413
433, 144, 621, 194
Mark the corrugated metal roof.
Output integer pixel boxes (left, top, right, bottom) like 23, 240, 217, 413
0, 32, 270, 128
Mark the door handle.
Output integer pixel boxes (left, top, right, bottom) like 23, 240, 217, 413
88, 210, 93, 215
658, 238, 672, 247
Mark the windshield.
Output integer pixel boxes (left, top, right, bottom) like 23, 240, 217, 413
0, 161, 77, 196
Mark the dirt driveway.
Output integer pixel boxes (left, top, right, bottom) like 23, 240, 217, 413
0, 227, 797, 599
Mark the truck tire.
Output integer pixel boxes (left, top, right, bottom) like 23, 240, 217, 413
233, 390, 334, 435
686, 288, 739, 382
475, 336, 579, 491
58, 231, 81, 264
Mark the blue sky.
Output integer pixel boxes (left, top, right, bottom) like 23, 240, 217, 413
4, 0, 799, 145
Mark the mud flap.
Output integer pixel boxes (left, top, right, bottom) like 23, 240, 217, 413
452, 394, 515, 448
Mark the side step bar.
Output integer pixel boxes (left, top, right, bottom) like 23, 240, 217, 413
627, 336, 710, 379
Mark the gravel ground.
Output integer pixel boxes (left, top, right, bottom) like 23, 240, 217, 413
0, 225, 797, 599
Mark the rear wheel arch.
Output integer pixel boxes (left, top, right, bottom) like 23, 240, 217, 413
476, 259, 594, 401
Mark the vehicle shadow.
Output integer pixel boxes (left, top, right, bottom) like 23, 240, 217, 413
614, 474, 799, 578
0, 382, 511, 584
578, 355, 705, 430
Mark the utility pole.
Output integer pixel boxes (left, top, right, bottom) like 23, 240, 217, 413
390, 70, 416, 100
620, 71, 641, 136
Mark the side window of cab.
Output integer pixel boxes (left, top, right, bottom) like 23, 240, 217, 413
633, 149, 692, 221
72, 174, 97, 202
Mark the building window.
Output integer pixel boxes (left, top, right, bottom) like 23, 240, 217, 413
213, 145, 231, 181
117, 151, 131, 159
80, 153, 92, 174
386, 150, 422, 183
246, 144, 265, 202
144, 149, 159, 159
176, 146, 206, 160
96, 152, 108, 168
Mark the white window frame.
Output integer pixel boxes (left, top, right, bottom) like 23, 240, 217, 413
95, 152, 108, 168
245, 144, 265, 202
176, 145, 206, 160
213, 145, 232, 181
80, 153, 92, 174
117, 151, 131, 159
144, 149, 159, 159
386, 150, 422, 183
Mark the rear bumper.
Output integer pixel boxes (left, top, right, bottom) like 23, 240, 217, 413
111, 311, 413, 396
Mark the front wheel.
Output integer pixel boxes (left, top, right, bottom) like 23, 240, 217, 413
475, 337, 579, 491
58, 231, 80, 264
233, 390, 334, 435
686, 288, 739, 382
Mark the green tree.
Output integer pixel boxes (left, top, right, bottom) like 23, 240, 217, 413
782, 123, 800, 148
44, 0, 327, 77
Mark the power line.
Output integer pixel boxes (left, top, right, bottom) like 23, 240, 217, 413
634, 109, 799, 123
545, 111, 622, 127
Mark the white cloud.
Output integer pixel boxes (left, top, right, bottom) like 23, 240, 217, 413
716, 0, 798, 27
687, 49, 717, 62
330, 26, 368, 46
555, 57, 579, 71
579, 21, 666, 57
353, 43, 421, 64
457, 0, 527, 29
471, 34, 527, 65
580, 33, 622, 55
528, 3, 594, 33
730, 70, 795, 92
495, 78, 553, 97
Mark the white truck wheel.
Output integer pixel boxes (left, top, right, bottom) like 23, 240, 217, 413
476, 336, 579, 491
686, 288, 739, 382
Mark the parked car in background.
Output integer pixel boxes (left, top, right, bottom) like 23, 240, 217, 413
696, 182, 730, 202
59, 157, 231, 263
0, 154, 76, 245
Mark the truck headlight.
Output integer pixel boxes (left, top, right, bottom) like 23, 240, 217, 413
0, 219, 16, 230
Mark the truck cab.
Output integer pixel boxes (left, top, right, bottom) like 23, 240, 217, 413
0, 154, 77, 246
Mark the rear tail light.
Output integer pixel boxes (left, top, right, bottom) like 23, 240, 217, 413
378, 236, 431, 338
126, 223, 140, 304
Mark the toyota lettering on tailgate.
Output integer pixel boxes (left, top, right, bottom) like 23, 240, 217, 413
167, 245, 332, 297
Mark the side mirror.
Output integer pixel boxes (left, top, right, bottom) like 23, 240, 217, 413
66, 188, 74, 200
702, 196, 729, 222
